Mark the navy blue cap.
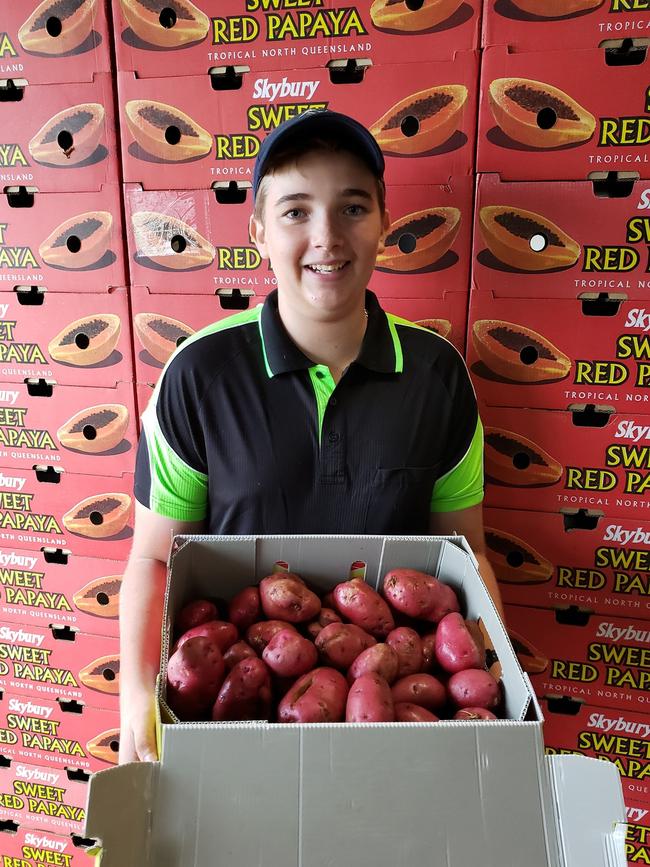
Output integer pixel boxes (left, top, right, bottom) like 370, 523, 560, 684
253, 109, 385, 200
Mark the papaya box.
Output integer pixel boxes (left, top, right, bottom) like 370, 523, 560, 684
116, 54, 479, 189
135, 382, 153, 420
504, 601, 650, 713
0, 546, 121, 638
0, 380, 137, 477
0, 824, 95, 866
0, 0, 111, 84
113, 0, 480, 76
381, 293, 469, 354
625, 799, 650, 867
481, 403, 650, 518
0, 73, 119, 193
0, 184, 127, 292
0, 690, 119, 774
477, 45, 650, 181
540, 698, 650, 806
0, 467, 134, 560
482, 506, 650, 619
0, 759, 89, 836
0, 288, 134, 388
482, 0, 650, 51
124, 177, 473, 297
0, 622, 118, 711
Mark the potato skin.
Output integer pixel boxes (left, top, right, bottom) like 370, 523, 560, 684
453, 707, 497, 721
278, 667, 348, 722
262, 628, 318, 678
447, 669, 501, 711
176, 620, 238, 654
382, 569, 460, 623
166, 636, 225, 720
435, 612, 484, 674
246, 620, 297, 654
348, 643, 400, 685
421, 632, 437, 672
212, 657, 272, 721
386, 627, 423, 676
176, 599, 217, 635
395, 702, 440, 723
228, 586, 262, 631
260, 574, 321, 623
223, 640, 258, 671
333, 579, 395, 637
315, 622, 376, 669
346, 672, 394, 722
391, 673, 446, 711
306, 607, 342, 640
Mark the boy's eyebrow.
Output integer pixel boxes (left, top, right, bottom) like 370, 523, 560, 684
274, 188, 374, 207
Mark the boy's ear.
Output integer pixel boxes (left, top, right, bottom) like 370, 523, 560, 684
377, 208, 391, 255
249, 213, 269, 259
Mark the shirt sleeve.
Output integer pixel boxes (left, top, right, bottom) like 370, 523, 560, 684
430, 417, 484, 513
133, 351, 209, 522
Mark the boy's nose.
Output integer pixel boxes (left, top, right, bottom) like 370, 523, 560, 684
312, 213, 343, 248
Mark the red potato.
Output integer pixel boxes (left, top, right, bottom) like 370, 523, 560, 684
306, 607, 342, 639
246, 620, 297, 654
395, 702, 440, 723
321, 591, 336, 610
262, 628, 318, 678
212, 657, 272, 721
223, 640, 258, 671
259, 573, 321, 623
333, 579, 395, 637
166, 636, 225, 720
386, 627, 423, 677
381, 569, 460, 623
278, 667, 348, 722
175, 599, 217, 636
175, 620, 238, 654
447, 669, 501, 711
421, 632, 437, 672
391, 673, 446, 712
435, 613, 484, 674
228, 586, 262, 631
315, 622, 376, 670
346, 672, 394, 722
454, 707, 497, 721
348, 643, 400, 685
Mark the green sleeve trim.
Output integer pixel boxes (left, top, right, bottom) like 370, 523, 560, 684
141, 408, 208, 522
430, 417, 484, 513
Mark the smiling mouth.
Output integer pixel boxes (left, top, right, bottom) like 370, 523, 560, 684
305, 262, 348, 273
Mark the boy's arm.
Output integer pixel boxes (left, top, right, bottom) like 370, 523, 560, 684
119, 502, 204, 764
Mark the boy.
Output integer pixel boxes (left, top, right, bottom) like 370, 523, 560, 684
120, 110, 501, 763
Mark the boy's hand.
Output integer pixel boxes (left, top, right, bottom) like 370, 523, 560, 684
119, 691, 158, 763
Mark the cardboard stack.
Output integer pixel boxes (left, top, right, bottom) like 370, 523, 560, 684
0, 2, 132, 861
474, 3, 650, 856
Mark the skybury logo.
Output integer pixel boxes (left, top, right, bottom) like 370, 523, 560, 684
595, 621, 650, 643
614, 420, 650, 441
603, 524, 650, 546
0, 472, 26, 491
0, 550, 38, 570
588, 711, 650, 738
252, 77, 320, 101
24, 832, 67, 853
8, 697, 53, 719
625, 308, 650, 332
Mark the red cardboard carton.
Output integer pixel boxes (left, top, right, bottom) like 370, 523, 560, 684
504, 602, 650, 712
0, 74, 119, 193
117, 56, 478, 189
0, 468, 134, 560
113, 0, 480, 75
541, 698, 649, 805
0, 546, 121, 637
135, 382, 153, 419
0, 825, 94, 866
482, 0, 650, 51
0, 185, 126, 292
481, 404, 650, 518
0, 759, 88, 835
0, 0, 111, 84
483, 506, 650, 619
381, 294, 469, 353
0, 622, 118, 710
0, 288, 133, 388
626, 800, 650, 866
477, 45, 650, 181
0, 380, 136, 476
0, 691, 119, 774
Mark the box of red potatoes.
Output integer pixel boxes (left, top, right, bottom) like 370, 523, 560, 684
85, 534, 625, 867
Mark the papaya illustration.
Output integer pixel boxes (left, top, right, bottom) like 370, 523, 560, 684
134, 313, 194, 364
415, 319, 452, 340
19, 0, 98, 55
125, 99, 212, 162
370, 0, 463, 31
488, 78, 595, 149
57, 405, 130, 454
472, 320, 571, 383
484, 527, 553, 585
479, 205, 579, 271
49, 314, 121, 366
510, 0, 603, 16
120, 0, 210, 48
131, 211, 215, 270
377, 207, 460, 271
29, 103, 105, 166
63, 492, 132, 539
39, 211, 112, 269
484, 427, 562, 487
371, 85, 467, 155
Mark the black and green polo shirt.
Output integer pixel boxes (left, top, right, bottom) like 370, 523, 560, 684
134, 290, 483, 534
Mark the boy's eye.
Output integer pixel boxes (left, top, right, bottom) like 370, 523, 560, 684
345, 204, 366, 216
284, 208, 305, 219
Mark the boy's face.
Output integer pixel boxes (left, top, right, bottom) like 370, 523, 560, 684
249, 149, 389, 323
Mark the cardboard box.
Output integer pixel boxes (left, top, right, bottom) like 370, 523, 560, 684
125, 177, 474, 297
0, 0, 111, 84
135, 382, 153, 420
483, 506, 650, 619
481, 404, 650, 518
113, 0, 481, 75
625, 799, 650, 866
477, 46, 650, 181
0, 467, 134, 560
505, 602, 650, 713
0, 74, 119, 193
382, 293, 469, 354
84, 534, 626, 867
0, 690, 119, 774
0, 759, 88, 836
540, 697, 649, 805
482, 0, 650, 51
0, 824, 95, 866
0, 546, 121, 638
0, 185, 126, 292
117, 56, 479, 189
0, 380, 137, 476
0, 288, 133, 388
